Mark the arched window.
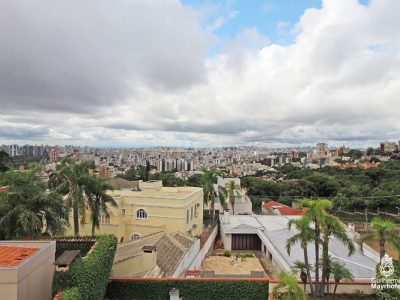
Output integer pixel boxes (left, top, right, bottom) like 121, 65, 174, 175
130, 233, 141, 241
136, 209, 147, 219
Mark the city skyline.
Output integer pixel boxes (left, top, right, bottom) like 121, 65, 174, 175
1, 0, 400, 147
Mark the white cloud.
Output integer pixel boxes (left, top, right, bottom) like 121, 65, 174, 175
1, 0, 400, 147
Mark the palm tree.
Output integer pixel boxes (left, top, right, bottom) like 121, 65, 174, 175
359, 217, 400, 263
287, 218, 315, 295
84, 177, 117, 235
292, 260, 311, 293
319, 254, 333, 294
299, 198, 332, 297
217, 185, 228, 210
272, 271, 307, 300
225, 180, 241, 215
320, 214, 355, 296
48, 156, 91, 235
0, 150, 13, 172
0, 170, 67, 239
331, 261, 354, 299
201, 169, 219, 217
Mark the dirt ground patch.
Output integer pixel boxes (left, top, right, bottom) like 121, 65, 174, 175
202, 255, 264, 275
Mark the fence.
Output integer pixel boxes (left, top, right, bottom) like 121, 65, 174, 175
337, 210, 400, 224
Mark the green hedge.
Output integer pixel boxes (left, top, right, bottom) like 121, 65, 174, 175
60, 235, 117, 300
60, 288, 81, 300
105, 279, 269, 300
52, 237, 96, 296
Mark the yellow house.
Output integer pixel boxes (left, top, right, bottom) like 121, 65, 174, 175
74, 181, 204, 243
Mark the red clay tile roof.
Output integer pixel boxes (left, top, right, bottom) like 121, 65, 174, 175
263, 201, 305, 216
0, 246, 38, 267
276, 206, 305, 216
263, 201, 285, 209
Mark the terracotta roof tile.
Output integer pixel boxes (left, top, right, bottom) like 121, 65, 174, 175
263, 201, 305, 216
0, 246, 38, 267
263, 201, 285, 209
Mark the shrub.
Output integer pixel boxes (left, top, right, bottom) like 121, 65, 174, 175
106, 279, 269, 300
60, 288, 81, 300
224, 249, 231, 257
59, 235, 117, 300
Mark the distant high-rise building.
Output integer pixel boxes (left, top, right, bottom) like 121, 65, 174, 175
8, 144, 18, 157
316, 143, 327, 157
380, 141, 398, 152
49, 148, 59, 163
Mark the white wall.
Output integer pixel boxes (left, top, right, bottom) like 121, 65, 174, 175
200, 225, 218, 262
173, 239, 201, 277
219, 215, 232, 250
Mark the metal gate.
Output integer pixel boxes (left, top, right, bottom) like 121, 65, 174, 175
231, 234, 261, 250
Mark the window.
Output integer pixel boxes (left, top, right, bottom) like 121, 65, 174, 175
99, 213, 111, 224
191, 207, 193, 220
194, 204, 197, 216
121, 208, 126, 216
186, 209, 189, 224
136, 209, 147, 219
130, 233, 141, 241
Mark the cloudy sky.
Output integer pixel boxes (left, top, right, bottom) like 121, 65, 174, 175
1, 0, 399, 148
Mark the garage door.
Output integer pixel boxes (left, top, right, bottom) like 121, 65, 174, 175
231, 234, 261, 250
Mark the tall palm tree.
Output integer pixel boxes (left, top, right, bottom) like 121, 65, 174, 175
84, 177, 117, 235
331, 261, 354, 299
359, 217, 400, 263
272, 271, 307, 300
320, 214, 355, 296
225, 180, 241, 215
292, 260, 311, 294
287, 218, 315, 295
201, 169, 219, 217
217, 185, 228, 210
319, 254, 334, 294
299, 198, 332, 297
0, 170, 67, 239
48, 156, 91, 235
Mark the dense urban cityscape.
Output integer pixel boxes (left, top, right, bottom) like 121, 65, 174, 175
2, 0, 400, 299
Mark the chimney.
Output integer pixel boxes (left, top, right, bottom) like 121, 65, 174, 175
141, 245, 157, 271
169, 288, 180, 300
223, 209, 230, 224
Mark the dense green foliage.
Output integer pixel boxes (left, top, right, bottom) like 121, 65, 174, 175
0, 150, 13, 172
106, 279, 269, 300
60, 287, 81, 300
52, 237, 96, 296
48, 156, 115, 235
117, 165, 149, 181
272, 272, 306, 300
53, 235, 117, 300
59, 235, 117, 300
0, 170, 67, 239
243, 161, 400, 212
149, 171, 186, 187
